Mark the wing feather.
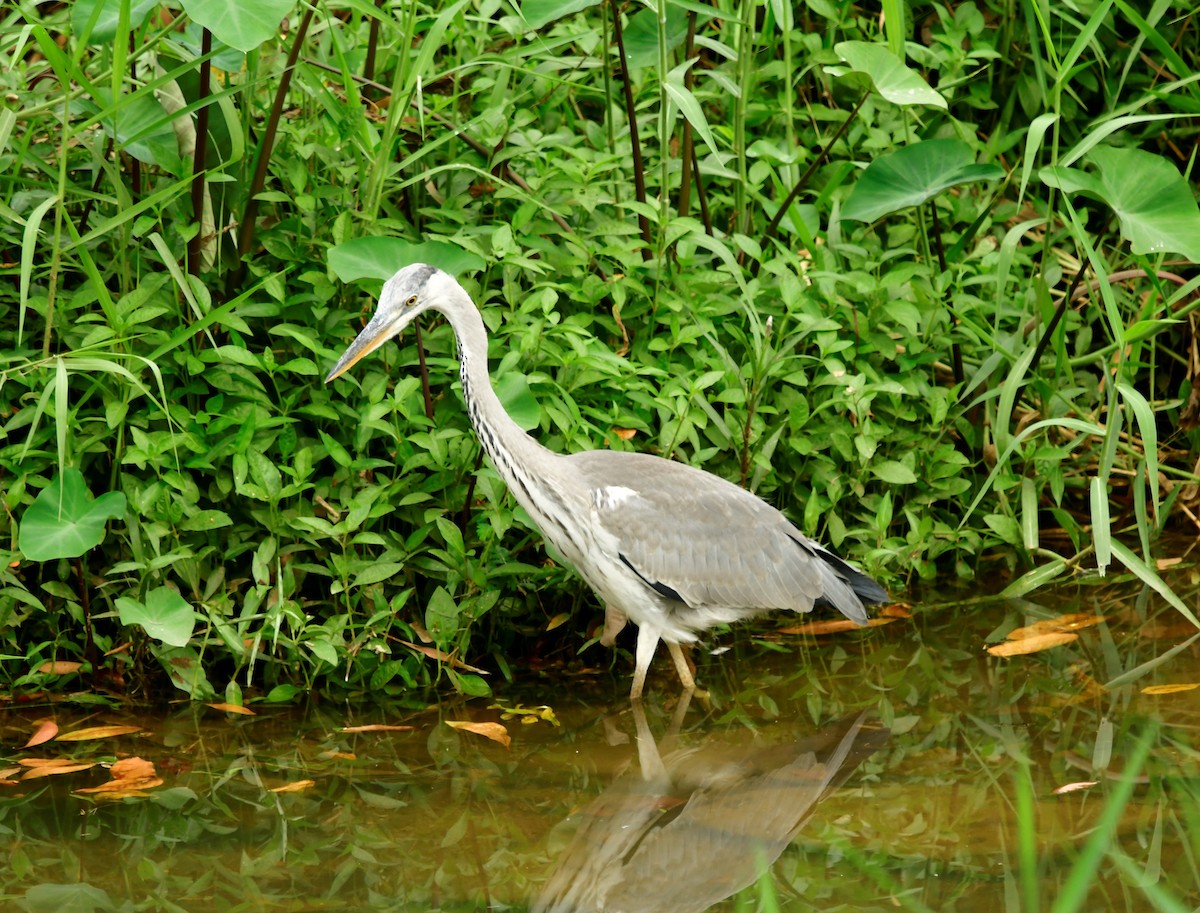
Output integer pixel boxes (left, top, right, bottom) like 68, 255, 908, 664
569, 450, 874, 622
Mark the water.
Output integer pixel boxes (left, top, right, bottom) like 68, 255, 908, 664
1, 576, 1198, 912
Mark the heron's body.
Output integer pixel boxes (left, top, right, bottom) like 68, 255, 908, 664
327, 264, 887, 698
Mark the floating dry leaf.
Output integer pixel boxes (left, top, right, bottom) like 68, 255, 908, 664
399, 640, 488, 674
545, 612, 570, 632
1007, 613, 1107, 640
25, 719, 58, 748
338, 724, 415, 733
1155, 557, 1182, 570
270, 779, 316, 794
20, 759, 98, 779
444, 720, 511, 749
76, 757, 162, 798
1053, 781, 1099, 795
881, 604, 912, 619
56, 724, 143, 742
778, 616, 898, 635
206, 702, 256, 715
987, 632, 1079, 656
1140, 683, 1200, 695
611, 427, 638, 441
37, 661, 82, 675
0, 766, 22, 780
316, 750, 357, 761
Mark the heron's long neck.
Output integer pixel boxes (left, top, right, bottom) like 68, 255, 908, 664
444, 296, 582, 544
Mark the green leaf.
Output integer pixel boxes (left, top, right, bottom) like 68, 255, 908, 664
623, 2, 694, 69
178, 0, 294, 52
425, 586, 460, 642
871, 460, 917, 484
843, 139, 1005, 223
1042, 147, 1200, 261
495, 372, 542, 431
520, 0, 602, 31
328, 237, 486, 283
117, 587, 195, 648
20, 469, 126, 562
70, 0, 160, 44
23, 883, 116, 913
154, 645, 216, 700
831, 42, 947, 109
664, 63, 719, 153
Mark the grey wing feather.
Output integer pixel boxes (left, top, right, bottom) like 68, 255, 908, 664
569, 450, 877, 623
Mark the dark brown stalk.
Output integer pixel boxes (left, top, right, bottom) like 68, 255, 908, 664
610, 0, 652, 259
753, 93, 867, 275
928, 199, 962, 385
188, 27, 213, 276
677, 12, 698, 218
228, 5, 316, 294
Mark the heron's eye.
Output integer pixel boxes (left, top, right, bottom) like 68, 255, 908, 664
405, 295, 418, 307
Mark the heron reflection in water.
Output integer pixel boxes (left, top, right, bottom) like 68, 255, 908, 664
326, 264, 888, 698
533, 700, 886, 913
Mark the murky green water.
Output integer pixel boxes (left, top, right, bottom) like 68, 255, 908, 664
2, 576, 1199, 912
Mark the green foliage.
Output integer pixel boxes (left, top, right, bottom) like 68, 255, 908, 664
1, 0, 1198, 700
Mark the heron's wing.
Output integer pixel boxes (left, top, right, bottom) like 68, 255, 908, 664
569, 451, 878, 622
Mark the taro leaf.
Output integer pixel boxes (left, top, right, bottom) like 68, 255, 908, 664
20, 469, 126, 562
830, 42, 947, 109
70, 0, 160, 44
843, 139, 1005, 223
117, 587, 195, 648
178, 0, 294, 52
1040, 146, 1200, 262
328, 237, 486, 283
79, 89, 184, 176
22, 882, 117, 913
495, 372, 541, 431
520, 0, 602, 30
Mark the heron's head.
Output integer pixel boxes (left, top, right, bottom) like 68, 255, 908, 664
325, 263, 458, 382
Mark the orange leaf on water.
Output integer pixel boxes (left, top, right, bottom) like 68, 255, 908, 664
20, 759, 97, 779
76, 757, 162, 798
0, 766, 23, 780
444, 720, 511, 749
1140, 683, 1199, 695
338, 724, 415, 733
56, 725, 143, 742
271, 779, 316, 794
206, 703, 256, 715
778, 616, 898, 635
545, 613, 570, 632
25, 719, 58, 747
611, 427, 638, 441
1053, 781, 1099, 795
987, 632, 1078, 656
1007, 614, 1107, 640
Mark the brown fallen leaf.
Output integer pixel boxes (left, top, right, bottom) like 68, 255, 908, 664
0, 766, 22, 779
1140, 683, 1200, 695
612, 427, 638, 441
444, 720, 511, 749
76, 757, 163, 798
20, 759, 98, 779
881, 604, 912, 619
1155, 557, 1182, 570
37, 661, 82, 675
1053, 781, 1099, 795
987, 632, 1079, 656
56, 725, 143, 742
316, 750, 357, 761
338, 724, 416, 733
1008, 613, 1107, 640
271, 779, 316, 794
545, 612, 570, 631
778, 616, 898, 635
206, 703, 256, 715
399, 641, 489, 674
25, 719, 58, 748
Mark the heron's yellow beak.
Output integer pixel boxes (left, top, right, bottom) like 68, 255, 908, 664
325, 313, 399, 382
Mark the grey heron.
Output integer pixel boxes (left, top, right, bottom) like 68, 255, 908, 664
326, 263, 887, 699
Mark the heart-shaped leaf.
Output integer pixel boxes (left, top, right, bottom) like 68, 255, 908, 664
830, 42, 947, 109
20, 469, 126, 562
117, 587, 196, 648
1040, 146, 1200, 261
328, 238, 486, 283
843, 139, 1005, 222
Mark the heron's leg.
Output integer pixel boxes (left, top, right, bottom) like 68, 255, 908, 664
666, 642, 709, 699
600, 605, 627, 647
629, 627, 660, 701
